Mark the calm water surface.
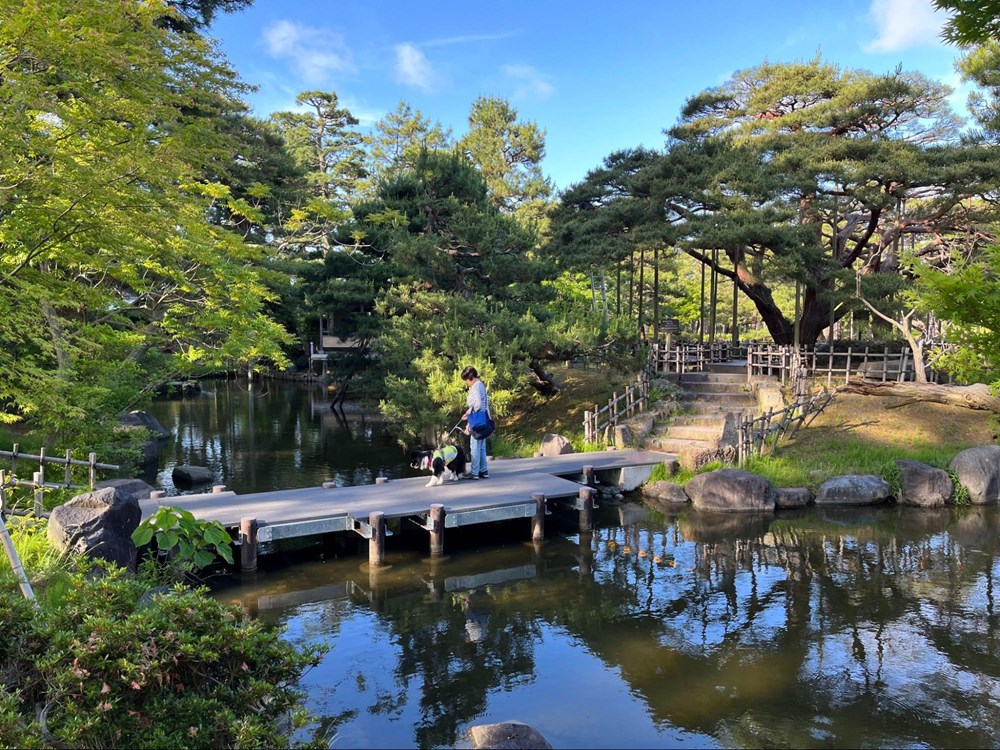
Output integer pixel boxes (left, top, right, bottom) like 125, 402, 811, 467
150, 382, 1000, 748
146, 380, 409, 495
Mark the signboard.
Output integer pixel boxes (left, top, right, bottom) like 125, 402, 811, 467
660, 318, 680, 333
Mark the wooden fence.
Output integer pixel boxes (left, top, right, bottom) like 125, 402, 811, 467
746, 344, 955, 387
737, 391, 835, 466
583, 373, 649, 444
648, 341, 743, 375
0, 446, 119, 516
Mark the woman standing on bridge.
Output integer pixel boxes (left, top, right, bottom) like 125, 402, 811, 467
461, 366, 490, 479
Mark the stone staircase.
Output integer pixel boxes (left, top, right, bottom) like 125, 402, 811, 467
649, 362, 758, 469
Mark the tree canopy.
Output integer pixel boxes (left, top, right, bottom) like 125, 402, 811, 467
0, 0, 290, 446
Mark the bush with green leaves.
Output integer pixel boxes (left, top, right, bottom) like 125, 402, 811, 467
0, 562, 327, 749
132, 506, 234, 584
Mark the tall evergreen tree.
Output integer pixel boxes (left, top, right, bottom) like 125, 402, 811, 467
459, 96, 553, 228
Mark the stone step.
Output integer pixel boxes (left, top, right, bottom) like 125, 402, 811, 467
678, 371, 747, 384
666, 424, 723, 441
680, 392, 756, 406
654, 437, 718, 454
680, 403, 757, 417
671, 414, 727, 427
708, 362, 748, 375
681, 381, 749, 395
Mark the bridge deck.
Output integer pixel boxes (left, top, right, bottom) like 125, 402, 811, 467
139, 449, 673, 543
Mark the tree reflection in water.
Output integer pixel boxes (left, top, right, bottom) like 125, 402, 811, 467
218, 504, 1000, 749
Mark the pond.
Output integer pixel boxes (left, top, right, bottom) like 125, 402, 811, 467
149, 381, 1000, 748
145, 379, 409, 495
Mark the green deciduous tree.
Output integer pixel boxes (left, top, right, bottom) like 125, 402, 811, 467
0, 0, 291, 448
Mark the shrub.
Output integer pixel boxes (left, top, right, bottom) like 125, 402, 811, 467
0, 563, 327, 749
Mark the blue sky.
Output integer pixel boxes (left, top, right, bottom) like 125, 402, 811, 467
208, 0, 967, 192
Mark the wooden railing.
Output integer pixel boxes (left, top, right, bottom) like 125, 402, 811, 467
737, 391, 835, 466
649, 341, 743, 374
746, 344, 957, 387
0, 445, 119, 515
583, 373, 649, 444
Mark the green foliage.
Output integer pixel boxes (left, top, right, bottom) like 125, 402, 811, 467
0, 0, 292, 448
948, 468, 971, 505
132, 506, 234, 583
459, 96, 554, 228
934, 0, 1000, 46
911, 244, 1000, 386
645, 462, 671, 483
0, 563, 326, 749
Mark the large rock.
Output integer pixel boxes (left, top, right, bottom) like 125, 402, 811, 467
47, 486, 141, 569
172, 464, 214, 486
538, 433, 573, 457
461, 722, 552, 750
949, 445, 1000, 505
814, 475, 891, 506
896, 459, 953, 507
642, 480, 689, 506
95, 478, 156, 503
120, 410, 171, 468
772, 487, 810, 509
684, 468, 774, 513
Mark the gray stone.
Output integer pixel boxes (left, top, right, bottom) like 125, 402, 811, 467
772, 487, 810, 509
538, 433, 573, 457
47, 486, 141, 569
814, 475, 891, 506
896, 459, 953, 507
461, 722, 552, 750
613, 424, 633, 449
684, 468, 774, 513
120, 410, 170, 439
641, 481, 689, 505
172, 464, 214, 486
949, 445, 1000, 505
95, 478, 156, 503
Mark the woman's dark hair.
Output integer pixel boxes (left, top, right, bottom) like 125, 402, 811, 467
461, 366, 478, 381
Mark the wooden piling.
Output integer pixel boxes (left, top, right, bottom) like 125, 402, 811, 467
582, 465, 595, 487
578, 486, 595, 533
32, 472, 43, 517
369, 511, 386, 567
531, 493, 545, 541
429, 504, 446, 557
240, 517, 259, 572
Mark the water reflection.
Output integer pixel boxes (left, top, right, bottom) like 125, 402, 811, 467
146, 380, 408, 494
212, 504, 1000, 749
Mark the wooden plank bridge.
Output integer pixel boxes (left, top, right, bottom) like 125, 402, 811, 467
138, 449, 673, 570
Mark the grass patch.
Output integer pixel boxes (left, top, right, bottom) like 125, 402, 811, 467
496, 364, 637, 456
751, 393, 998, 491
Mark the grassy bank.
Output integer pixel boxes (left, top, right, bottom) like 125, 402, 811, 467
745, 393, 998, 491
498, 373, 999, 492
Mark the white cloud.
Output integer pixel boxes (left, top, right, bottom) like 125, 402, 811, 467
393, 43, 439, 92
864, 0, 946, 53
502, 64, 555, 100
262, 20, 354, 83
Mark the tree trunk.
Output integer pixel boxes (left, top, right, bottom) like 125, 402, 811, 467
842, 379, 1000, 413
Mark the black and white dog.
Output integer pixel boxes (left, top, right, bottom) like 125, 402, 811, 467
410, 444, 467, 487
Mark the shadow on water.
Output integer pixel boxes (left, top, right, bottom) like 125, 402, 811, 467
208, 502, 1000, 749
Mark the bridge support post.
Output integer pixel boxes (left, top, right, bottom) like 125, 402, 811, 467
578, 486, 595, 533
582, 465, 595, 487
240, 517, 258, 573
429, 504, 446, 557
369, 511, 386, 567
531, 493, 546, 541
